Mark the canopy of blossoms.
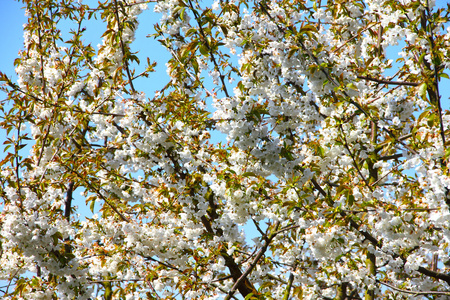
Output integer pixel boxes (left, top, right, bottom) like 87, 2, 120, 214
1, 0, 450, 299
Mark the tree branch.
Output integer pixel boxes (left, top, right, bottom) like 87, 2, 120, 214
282, 270, 295, 300
356, 75, 419, 86
64, 181, 75, 221
379, 280, 450, 296
68, 167, 130, 222
424, 4, 446, 164
186, 0, 231, 98
112, 0, 136, 93
224, 221, 280, 300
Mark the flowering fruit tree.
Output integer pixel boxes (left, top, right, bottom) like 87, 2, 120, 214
1, 0, 450, 299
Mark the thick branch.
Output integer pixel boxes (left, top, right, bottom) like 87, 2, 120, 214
199, 215, 256, 297
64, 181, 75, 221
282, 271, 295, 300
417, 266, 450, 285
224, 221, 280, 300
335, 282, 348, 300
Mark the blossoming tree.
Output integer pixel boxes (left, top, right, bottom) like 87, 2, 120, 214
1, 0, 450, 299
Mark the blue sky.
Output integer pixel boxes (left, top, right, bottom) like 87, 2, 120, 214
0, 1, 27, 86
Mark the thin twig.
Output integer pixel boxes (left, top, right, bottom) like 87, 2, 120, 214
357, 75, 419, 87
332, 23, 378, 54
113, 0, 136, 93
425, 3, 446, 158
379, 281, 450, 296
339, 125, 373, 192
68, 166, 130, 222
187, 0, 231, 98
143, 256, 184, 273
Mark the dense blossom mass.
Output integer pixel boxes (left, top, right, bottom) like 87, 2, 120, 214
1, 0, 450, 299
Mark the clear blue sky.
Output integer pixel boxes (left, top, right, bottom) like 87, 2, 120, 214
0, 1, 27, 85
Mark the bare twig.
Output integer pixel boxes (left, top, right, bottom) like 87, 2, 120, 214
357, 75, 419, 87
331, 23, 378, 54
379, 281, 450, 296
143, 256, 184, 273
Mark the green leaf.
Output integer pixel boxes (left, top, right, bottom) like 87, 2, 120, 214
300, 24, 317, 33
220, 24, 228, 35
90, 199, 95, 213
417, 82, 427, 100
186, 27, 197, 37
179, 7, 186, 21
346, 82, 358, 91
439, 72, 449, 80
244, 293, 255, 300
418, 52, 426, 64
347, 194, 355, 206
445, 147, 450, 159
427, 112, 436, 127
199, 44, 209, 56
0, 152, 13, 167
